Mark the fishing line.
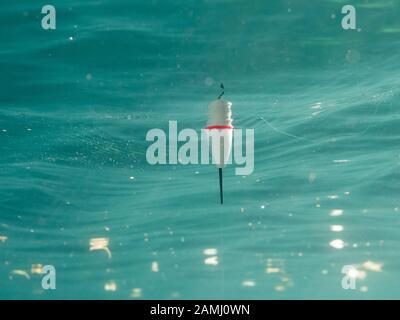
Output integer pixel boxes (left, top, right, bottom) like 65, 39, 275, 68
258, 115, 314, 143
346, 101, 381, 138
258, 97, 383, 144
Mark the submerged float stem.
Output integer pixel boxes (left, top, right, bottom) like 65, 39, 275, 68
219, 168, 223, 204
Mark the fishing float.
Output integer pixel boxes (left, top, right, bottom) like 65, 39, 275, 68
205, 84, 234, 204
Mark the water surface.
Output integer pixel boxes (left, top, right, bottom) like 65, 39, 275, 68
1, 0, 400, 299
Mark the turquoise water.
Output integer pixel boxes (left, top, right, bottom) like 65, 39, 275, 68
1, 0, 400, 299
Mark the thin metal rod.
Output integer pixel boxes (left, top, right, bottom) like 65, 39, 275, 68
217, 83, 224, 99
219, 168, 223, 204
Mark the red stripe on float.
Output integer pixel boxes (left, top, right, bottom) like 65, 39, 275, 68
205, 125, 234, 129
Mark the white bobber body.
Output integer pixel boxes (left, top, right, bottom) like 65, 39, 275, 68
205, 99, 233, 168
